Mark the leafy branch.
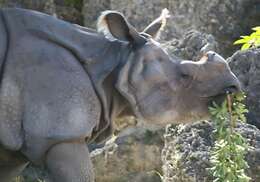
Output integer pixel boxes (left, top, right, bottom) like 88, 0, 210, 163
209, 93, 251, 182
234, 26, 260, 50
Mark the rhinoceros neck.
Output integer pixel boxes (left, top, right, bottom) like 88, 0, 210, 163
84, 41, 134, 142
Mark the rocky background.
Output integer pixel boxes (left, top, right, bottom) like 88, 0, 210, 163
0, 0, 260, 182
162, 121, 260, 182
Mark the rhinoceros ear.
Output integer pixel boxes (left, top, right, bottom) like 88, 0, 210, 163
97, 10, 146, 44
142, 8, 170, 39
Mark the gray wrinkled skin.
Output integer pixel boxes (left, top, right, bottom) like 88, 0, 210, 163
0, 8, 240, 182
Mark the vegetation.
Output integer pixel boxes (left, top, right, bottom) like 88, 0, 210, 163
209, 93, 251, 182
234, 26, 260, 50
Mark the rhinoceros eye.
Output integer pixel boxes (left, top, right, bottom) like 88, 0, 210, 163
181, 73, 189, 79
179, 72, 193, 88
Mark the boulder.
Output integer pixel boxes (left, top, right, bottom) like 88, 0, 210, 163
0, 0, 83, 25
166, 0, 260, 56
91, 127, 164, 182
163, 30, 219, 61
229, 49, 260, 128
54, 0, 83, 25
2, 0, 259, 56
0, 0, 56, 15
82, 0, 260, 56
82, 0, 110, 28
162, 121, 260, 182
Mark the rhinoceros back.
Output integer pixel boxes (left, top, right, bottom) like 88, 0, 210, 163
0, 8, 102, 162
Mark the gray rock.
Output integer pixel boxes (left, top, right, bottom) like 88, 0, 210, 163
54, 0, 83, 25
163, 30, 219, 61
229, 49, 260, 128
0, 0, 56, 15
81, 0, 260, 56
0, 0, 83, 25
3, 0, 259, 57
162, 121, 260, 182
167, 0, 260, 56
91, 127, 164, 182
168, 0, 259, 56
83, 0, 110, 28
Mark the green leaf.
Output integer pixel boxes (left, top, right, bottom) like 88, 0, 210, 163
241, 43, 251, 50
234, 39, 249, 45
234, 26, 260, 50
252, 26, 260, 31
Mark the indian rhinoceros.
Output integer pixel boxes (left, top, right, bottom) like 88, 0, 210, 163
0, 8, 240, 182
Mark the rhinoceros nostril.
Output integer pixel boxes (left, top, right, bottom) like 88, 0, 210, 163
224, 85, 240, 94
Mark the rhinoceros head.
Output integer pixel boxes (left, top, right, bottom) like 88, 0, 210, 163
98, 10, 240, 125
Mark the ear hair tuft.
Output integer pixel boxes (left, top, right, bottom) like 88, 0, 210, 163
97, 11, 117, 41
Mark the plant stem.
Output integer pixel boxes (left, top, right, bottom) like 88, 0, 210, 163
227, 94, 234, 133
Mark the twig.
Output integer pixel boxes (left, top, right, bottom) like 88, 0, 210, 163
227, 94, 234, 133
